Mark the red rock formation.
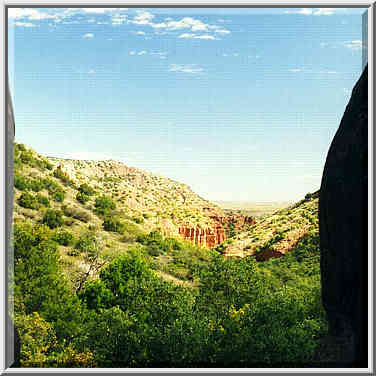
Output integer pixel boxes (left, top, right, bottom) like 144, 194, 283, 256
178, 225, 226, 248
177, 214, 255, 249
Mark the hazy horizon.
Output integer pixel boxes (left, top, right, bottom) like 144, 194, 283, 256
9, 7, 366, 202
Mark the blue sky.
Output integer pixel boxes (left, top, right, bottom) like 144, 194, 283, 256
8, 7, 367, 202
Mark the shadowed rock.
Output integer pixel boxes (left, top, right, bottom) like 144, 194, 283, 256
7, 78, 21, 368
319, 65, 368, 367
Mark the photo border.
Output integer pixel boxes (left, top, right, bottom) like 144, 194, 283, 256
1, 1, 374, 374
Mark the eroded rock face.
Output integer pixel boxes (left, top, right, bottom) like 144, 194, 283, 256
178, 225, 226, 248
319, 65, 368, 366
178, 214, 256, 248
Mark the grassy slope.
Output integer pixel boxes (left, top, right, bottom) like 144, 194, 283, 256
220, 192, 319, 258
13, 143, 332, 366
13, 143, 220, 289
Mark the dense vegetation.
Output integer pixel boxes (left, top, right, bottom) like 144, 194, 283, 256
11, 143, 328, 367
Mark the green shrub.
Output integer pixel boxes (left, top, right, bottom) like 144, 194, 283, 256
94, 196, 116, 216
74, 231, 99, 256
78, 183, 95, 196
42, 209, 64, 229
76, 192, 89, 205
17, 192, 39, 210
35, 193, 50, 207
131, 216, 144, 224
14, 174, 30, 191
13, 222, 84, 341
51, 190, 65, 202
53, 168, 74, 187
43, 178, 65, 202
29, 178, 45, 192
52, 230, 74, 246
102, 217, 125, 233
62, 205, 91, 223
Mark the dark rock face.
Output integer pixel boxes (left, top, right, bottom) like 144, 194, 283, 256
319, 65, 368, 367
7, 78, 21, 368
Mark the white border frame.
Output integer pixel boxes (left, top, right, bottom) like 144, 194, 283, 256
1, 1, 374, 374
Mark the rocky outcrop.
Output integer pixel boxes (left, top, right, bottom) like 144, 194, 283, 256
178, 225, 226, 248
255, 249, 283, 262
210, 215, 256, 227
177, 214, 256, 249
319, 65, 368, 367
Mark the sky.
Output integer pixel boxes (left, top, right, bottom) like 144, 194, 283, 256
8, 7, 367, 202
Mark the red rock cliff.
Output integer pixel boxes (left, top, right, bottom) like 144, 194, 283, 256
178, 214, 256, 248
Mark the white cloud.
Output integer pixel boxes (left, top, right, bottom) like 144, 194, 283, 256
9, 8, 50, 20
14, 21, 37, 27
288, 68, 302, 72
284, 8, 338, 16
112, 14, 127, 25
178, 33, 216, 40
129, 51, 136, 55
131, 10, 155, 25
150, 51, 168, 59
169, 64, 204, 74
138, 50, 147, 55
284, 8, 313, 15
81, 8, 119, 14
129, 12, 230, 37
135, 31, 145, 35
82, 33, 94, 38
343, 40, 363, 50
314, 8, 334, 16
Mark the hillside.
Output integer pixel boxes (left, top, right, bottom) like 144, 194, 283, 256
12, 142, 330, 367
218, 191, 319, 259
12, 142, 252, 287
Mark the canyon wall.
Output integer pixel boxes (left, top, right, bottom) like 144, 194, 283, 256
319, 65, 368, 367
178, 215, 256, 248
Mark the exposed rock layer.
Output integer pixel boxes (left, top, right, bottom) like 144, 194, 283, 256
319, 65, 368, 367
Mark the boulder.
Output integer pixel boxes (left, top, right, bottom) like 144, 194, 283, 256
319, 65, 368, 366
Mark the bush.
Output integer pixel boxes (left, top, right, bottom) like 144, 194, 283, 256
14, 312, 58, 367
53, 168, 74, 187
35, 193, 50, 207
76, 192, 89, 205
17, 192, 39, 210
42, 209, 64, 229
13, 222, 84, 341
94, 196, 116, 216
52, 230, 74, 246
132, 216, 144, 224
29, 178, 45, 192
102, 217, 125, 233
79, 183, 95, 196
14, 174, 30, 191
74, 231, 99, 257
62, 205, 91, 223
42, 178, 65, 202
51, 190, 65, 202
